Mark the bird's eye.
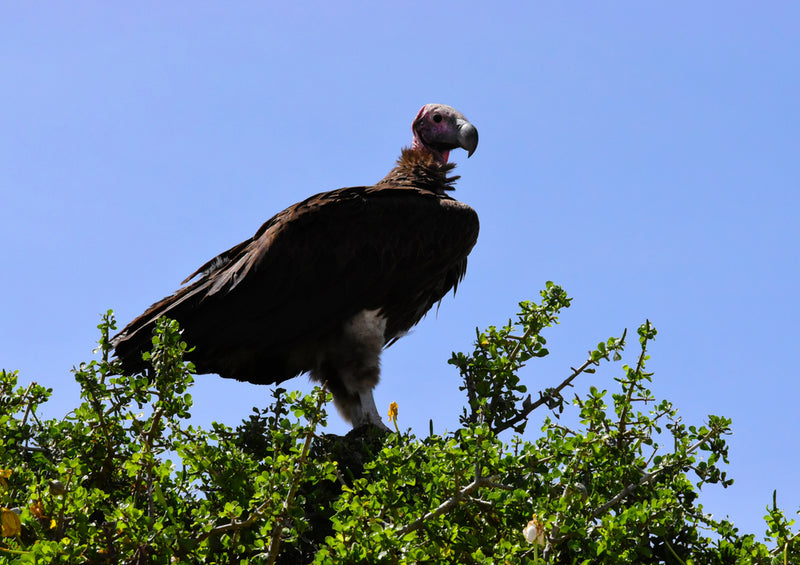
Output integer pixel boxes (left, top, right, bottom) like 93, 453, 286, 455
432, 113, 443, 123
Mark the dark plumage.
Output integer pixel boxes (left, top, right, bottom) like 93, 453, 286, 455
113, 103, 479, 428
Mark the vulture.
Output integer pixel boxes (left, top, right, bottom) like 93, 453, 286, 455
113, 103, 479, 429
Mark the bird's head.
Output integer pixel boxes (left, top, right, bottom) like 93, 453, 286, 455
411, 103, 478, 164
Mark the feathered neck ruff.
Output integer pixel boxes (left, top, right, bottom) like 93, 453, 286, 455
376, 147, 460, 194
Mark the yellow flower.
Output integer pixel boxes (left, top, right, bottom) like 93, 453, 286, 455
387, 401, 400, 432
522, 514, 545, 546
1, 508, 21, 537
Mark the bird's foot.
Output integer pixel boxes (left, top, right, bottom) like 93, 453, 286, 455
350, 390, 392, 432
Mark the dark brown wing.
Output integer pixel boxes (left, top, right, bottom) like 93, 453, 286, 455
112, 185, 479, 385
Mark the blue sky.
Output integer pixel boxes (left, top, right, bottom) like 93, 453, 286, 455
2, 2, 798, 539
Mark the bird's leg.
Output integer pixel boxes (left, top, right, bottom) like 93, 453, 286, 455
349, 388, 391, 431
318, 371, 391, 431
311, 309, 392, 430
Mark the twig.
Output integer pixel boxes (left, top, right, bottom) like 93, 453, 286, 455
18, 383, 35, 429
590, 426, 720, 520
54, 470, 75, 539
617, 332, 650, 449
18, 383, 35, 453
769, 530, 800, 558
394, 475, 499, 537
494, 356, 599, 434
503, 322, 541, 375
664, 539, 688, 565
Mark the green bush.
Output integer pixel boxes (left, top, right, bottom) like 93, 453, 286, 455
0, 283, 796, 563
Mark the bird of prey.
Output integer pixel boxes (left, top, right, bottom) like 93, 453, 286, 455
113, 103, 479, 428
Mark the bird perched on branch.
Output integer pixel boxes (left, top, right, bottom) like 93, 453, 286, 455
113, 103, 479, 429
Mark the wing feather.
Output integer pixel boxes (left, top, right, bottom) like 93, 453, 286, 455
113, 185, 479, 385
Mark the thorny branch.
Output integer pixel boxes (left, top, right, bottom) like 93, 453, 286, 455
394, 474, 511, 538
494, 352, 612, 435
617, 325, 651, 449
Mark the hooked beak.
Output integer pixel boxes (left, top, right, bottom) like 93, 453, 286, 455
457, 119, 479, 157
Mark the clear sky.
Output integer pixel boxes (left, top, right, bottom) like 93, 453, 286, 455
2, 2, 798, 540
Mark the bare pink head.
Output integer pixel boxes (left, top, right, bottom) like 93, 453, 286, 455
411, 103, 478, 164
